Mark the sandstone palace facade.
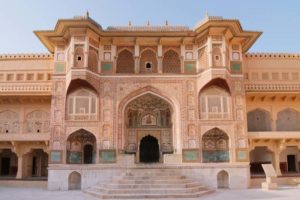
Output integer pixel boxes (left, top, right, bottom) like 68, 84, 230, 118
0, 14, 300, 191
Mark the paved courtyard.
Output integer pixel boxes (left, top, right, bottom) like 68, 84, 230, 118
1, 186, 300, 200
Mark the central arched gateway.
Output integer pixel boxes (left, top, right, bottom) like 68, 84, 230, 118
139, 135, 160, 163
124, 93, 173, 163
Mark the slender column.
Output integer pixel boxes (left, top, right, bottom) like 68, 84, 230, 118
16, 153, 24, 179
157, 45, 163, 73
84, 36, 89, 68
207, 37, 213, 67
134, 57, 140, 74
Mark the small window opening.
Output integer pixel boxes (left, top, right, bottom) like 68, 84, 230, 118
37, 129, 40, 133
5, 130, 8, 133
77, 56, 82, 61
146, 62, 152, 69
215, 55, 219, 60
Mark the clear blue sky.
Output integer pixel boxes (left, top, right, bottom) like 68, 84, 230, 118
0, 0, 299, 53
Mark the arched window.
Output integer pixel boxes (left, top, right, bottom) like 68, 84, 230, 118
276, 108, 300, 131
199, 87, 230, 119
26, 110, 50, 133
116, 49, 134, 73
74, 46, 84, 68
0, 110, 19, 134
163, 50, 181, 73
202, 128, 229, 163
247, 109, 271, 131
88, 49, 98, 72
67, 88, 98, 120
66, 129, 96, 164
140, 49, 157, 73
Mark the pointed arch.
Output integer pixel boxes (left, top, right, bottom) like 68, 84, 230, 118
163, 49, 181, 73
66, 129, 96, 164
116, 49, 134, 73
0, 110, 20, 134
25, 110, 50, 133
202, 128, 229, 163
68, 171, 81, 190
139, 49, 157, 73
117, 86, 181, 154
276, 108, 300, 131
247, 108, 271, 132
217, 170, 229, 189
199, 78, 231, 120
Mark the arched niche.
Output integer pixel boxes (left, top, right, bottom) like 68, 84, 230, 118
0, 110, 20, 134
124, 93, 173, 160
66, 79, 98, 121
116, 49, 134, 73
199, 83, 231, 120
68, 171, 81, 190
162, 49, 181, 73
247, 108, 271, 132
139, 49, 157, 73
66, 129, 96, 164
26, 110, 50, 133
217, 170, 229, 189
276, 108, 300, 131
202, 128, 229, 163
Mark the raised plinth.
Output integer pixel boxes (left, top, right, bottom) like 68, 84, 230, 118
84, 168, 214, 199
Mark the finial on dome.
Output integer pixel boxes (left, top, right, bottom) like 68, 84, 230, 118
128, 20, 132, 26
86, 10, 90, 18
147, 20, 150, 26
165, 20, 169, 26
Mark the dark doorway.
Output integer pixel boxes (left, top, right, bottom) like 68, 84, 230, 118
139, 135, 159, 163
1, 157, 10, 175
32, 156, 37, 176
83, 144, 93, 164
287, 155, 297, 172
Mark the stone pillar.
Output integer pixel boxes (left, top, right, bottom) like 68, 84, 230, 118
207, 36, 213, 67
16, 153, 24, 179
157, 45, 163, 73
157, 57, 163, 73
273, 151, 282, 176
84, 36, 89, 68
134, 57, 140, 74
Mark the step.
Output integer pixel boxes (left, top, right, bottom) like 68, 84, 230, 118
97, 182, 203, 189
114, 175, 186, 181
112, 179, 192, 184
85, 189, 214, 199
91, 185, 208, 194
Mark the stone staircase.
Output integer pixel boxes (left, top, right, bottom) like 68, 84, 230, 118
84, 169, 214, 199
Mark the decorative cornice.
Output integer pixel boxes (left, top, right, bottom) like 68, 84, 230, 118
245, 53, 300, 59
0, 53, 53, 60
